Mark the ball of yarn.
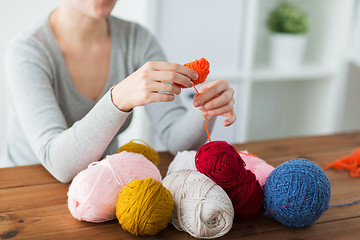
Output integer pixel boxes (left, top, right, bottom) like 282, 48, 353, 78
184, 58, 210, 86
176, 58, 210, 88
263, 158, 331, 228
167, 150, 197, 176
195, 141, 263, 218
239, 151, 275, 187
116, 178, 173, 236
67, 152, 162, 223
116, 139, 160, 167
163, 170, 234, 239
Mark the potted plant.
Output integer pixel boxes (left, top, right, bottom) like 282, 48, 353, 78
266, 1, 310, 70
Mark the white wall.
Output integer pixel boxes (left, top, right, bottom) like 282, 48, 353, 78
341, 63, 360, 132
156, 0, 245, 75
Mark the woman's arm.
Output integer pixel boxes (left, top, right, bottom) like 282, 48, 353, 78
5, 38, 130, 183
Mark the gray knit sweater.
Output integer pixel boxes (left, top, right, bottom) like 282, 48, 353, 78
2, 16, 214, 183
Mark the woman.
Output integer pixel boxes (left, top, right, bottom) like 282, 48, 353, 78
2, 0, 236, 183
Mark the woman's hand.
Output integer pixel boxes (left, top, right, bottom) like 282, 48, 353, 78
111, 61, 198, 111
193, 80, 236, 126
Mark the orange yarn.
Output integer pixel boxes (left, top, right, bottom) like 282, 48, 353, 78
238, 151, 259, 158
175, 58, 210, 89
323, 148, 360, 177
182, 58, 211, 142
193, 86, 211, 142
184, 58, 210, 86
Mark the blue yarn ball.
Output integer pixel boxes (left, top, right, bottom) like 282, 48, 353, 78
263, 158, 331, 228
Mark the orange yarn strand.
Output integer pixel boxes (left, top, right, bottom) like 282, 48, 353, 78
238, 151, 259, 158
183, 58, 211, 143
323, 148, 360, 177
193, 86, 211, 142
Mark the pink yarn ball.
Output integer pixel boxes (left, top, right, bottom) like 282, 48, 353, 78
67, 151, 162, 223
239, 151, 275, 187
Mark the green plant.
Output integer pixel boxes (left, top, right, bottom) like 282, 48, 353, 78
266, 1, 309, 34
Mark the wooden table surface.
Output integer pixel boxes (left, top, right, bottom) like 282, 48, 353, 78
1, 132, 360, 240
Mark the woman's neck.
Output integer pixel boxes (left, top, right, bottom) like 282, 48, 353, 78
49, 5, 109, 48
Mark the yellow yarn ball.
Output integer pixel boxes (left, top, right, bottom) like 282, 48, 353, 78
116, 178, 173, 236
116, 139, 160, 167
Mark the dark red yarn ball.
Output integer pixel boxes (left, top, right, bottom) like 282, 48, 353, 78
195, 141, 264, 218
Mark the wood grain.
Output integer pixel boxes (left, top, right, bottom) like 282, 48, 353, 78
1, 132, 360, 239
0, 165, 57, 189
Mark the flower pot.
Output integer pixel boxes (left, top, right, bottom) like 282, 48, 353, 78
269, 33, 308, 70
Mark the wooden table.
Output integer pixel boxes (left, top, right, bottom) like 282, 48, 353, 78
1, 132, 360, 240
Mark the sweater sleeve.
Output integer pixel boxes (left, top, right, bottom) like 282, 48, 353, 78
5, 38, 130, 183
132, 24, 216, 155
145, 100, 216, 155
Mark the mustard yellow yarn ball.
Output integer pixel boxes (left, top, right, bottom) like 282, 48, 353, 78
116, 139, 160, 167
116, 178, 173, 236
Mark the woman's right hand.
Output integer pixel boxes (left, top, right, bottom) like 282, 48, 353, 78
111, 61, 198, 112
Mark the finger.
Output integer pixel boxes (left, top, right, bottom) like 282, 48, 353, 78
201, 99, 235, 118
151, 81, 182, 95
194, 80, 229, 107
223, 110, 236, 127
153, 92, 176, 103
143, 92, 175, 105
151, 70, 193, 88
199, 89, 234, 111
145, 61, 199, 81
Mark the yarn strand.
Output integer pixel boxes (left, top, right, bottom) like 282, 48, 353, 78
193, 85, 211, 142
330, 199, 360, 208
182, 58, 211, 143
323, 147, 360, 177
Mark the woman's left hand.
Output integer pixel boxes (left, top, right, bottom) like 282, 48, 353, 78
193, 80, 236, 126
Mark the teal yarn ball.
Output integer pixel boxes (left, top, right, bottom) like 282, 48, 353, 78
263, 158, 331, 228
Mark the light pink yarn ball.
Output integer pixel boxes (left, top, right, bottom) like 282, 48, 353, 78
67, 151, 162, 223
239, 151, 274, 186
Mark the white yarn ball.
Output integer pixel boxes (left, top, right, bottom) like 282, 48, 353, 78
163, 170, 234, 239
167, 150, 196, 176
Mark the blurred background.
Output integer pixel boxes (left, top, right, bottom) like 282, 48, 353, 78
1, 0, 360, 153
